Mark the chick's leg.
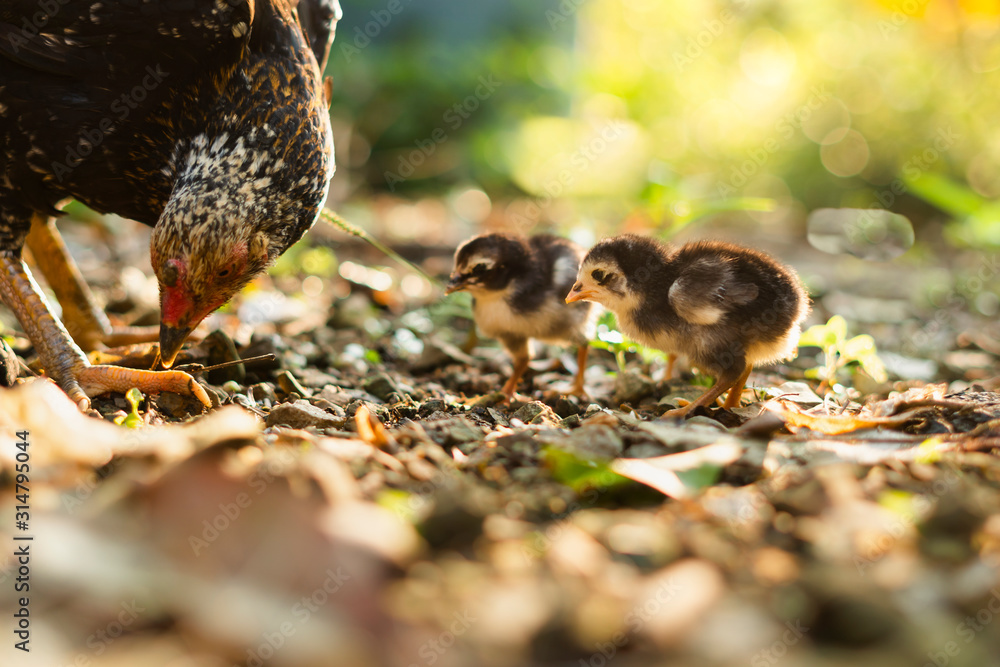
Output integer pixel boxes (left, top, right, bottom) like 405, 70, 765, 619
0, 249, 210, 411
661, 358, 748, 419
723, 363, 752, 409
461, 327, 479, 354
665, 353, 676, 379
570, 344, 589, 397
500, 336, 530, 400
24, 216, 159, 351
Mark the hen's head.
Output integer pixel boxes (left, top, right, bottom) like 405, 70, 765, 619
152, 124, 332, 367
150, 209, 274, 368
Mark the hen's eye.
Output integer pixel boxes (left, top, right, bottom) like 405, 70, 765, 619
218, 268, 232, 278
591, 269, 606, 282
162, 262, 179, 287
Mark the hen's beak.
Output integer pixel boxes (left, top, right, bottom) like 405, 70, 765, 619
158, 282, 199, 369
158, 323, 194, 369
444, 275, 467, 295
565, 282, 596, 303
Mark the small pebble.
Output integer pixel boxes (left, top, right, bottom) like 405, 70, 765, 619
276, 370, 310, 397
266, 400, 347, 429
0, 338, 18, 387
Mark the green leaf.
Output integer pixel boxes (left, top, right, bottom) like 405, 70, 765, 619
589, 339, 615, 352
878, 488, 916, 518
915, 437, 943, 464
299, 247, 338, 277
827, 315, 848, 343
904, 171, 985, 219
675, 464, 722, 491
115, 388, 145, 429
857, 352, 888, 383
841, 334, 876, 359
636, 345, 667, 364
376, 488, 419, 522
690, 372, 715, 388
841, 334, 887, 382
798, 323, 829, 348
799, 316, 845, 349
596, 311, 618, 330
542, 447, 631, 493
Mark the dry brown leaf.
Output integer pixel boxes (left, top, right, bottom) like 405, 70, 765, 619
634, 559, 725, 648
0, 378, 260, 466
320, 501, 423, 566
765, 399, 919, 435
355, 403, 393, 449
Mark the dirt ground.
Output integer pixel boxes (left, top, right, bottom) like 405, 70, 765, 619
2, 206, 1000, 667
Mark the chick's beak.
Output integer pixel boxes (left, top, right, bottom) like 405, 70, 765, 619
444, 275, 467, 295
565, 281, 596, 303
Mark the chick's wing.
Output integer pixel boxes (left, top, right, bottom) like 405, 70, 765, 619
667, 256, 758, 326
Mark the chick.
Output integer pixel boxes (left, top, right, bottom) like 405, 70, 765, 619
445, 233, 596, 399
566, 234, 809, 417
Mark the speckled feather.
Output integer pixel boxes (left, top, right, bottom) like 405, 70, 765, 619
0, 0, 337, 302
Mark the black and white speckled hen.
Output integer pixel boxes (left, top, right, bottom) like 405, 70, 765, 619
0, 0, 340, 409
567, 234, 809, 418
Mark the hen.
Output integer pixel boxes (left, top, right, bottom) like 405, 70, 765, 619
0, 0, 340, 409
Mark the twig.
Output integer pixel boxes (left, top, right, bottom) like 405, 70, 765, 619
17, 357, 39, 377
173, 353, 276, 375
318, 208, 442, 286
880, 398, 979, 417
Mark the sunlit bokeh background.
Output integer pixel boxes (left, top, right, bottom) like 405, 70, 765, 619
329, 0, 1000, 248
302, 0, 1000, 376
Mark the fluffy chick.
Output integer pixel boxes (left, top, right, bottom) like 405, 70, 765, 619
567, 234, 809, 417
446, 233, 595, 399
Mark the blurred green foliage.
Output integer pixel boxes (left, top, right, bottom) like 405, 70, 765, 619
330, 0, 571, 194
330, 0, 1000, 237
114, 388, 145, 428
542, 447, 630, 492
905, 171, 1000, 246
589, 311, 665, 372
799, 314, 887, 390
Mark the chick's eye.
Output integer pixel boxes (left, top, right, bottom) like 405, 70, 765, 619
591, 269, 605, 282
471, 264, 486, 275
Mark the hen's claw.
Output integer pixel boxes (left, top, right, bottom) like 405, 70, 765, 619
76, 364, 211, 408
1, 237, 210, 412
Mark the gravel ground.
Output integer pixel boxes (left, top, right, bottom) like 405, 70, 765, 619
2, 209, 1000, 667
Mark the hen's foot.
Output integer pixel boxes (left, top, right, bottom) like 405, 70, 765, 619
1, 248, 209, 411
